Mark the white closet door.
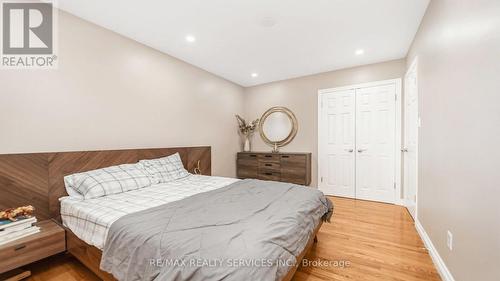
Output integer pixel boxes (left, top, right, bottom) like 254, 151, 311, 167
319, 90, 356, 197
355, 84, 396, 203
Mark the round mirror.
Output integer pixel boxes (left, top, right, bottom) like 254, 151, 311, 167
262, 112, 292, 142
259, 107, 298, 151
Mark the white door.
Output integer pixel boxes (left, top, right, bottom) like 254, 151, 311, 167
355, 85, 396, 203
318, 90, 356, 197
404, 62, 418, 219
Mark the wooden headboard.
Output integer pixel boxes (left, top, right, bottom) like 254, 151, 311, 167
0, 146, 211, 221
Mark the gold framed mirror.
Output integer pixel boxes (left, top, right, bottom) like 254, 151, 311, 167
259, 106, 298, 152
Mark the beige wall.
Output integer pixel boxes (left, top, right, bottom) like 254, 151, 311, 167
0, 10, 244, 177
243, 59, 406, 187
407, 1, 500, 280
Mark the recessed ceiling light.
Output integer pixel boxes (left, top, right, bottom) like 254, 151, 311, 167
251, 73, 258, 78
355, 49, 365, 55
185, 35, 196, 42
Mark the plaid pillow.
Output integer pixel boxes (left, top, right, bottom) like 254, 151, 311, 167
138, 153, 190, 183
65, 164, 158, 199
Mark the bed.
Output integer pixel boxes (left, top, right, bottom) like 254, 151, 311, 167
0, 147, 332, 281
60, 175, 239, 250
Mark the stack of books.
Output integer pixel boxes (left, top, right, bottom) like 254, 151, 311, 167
0, 217, 39, 246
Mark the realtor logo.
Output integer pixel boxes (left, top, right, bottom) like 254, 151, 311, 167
1, 0, 58, 68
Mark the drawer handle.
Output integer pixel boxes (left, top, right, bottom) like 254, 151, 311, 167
14, 244, 26, 251
265, 155, 272, 158
265, 164, 272, 167
265, 172, 273, 175
249, 155, 257, 157
282, 155, 290, 158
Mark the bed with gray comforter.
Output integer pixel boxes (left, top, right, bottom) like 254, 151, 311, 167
100, 179, 333, 281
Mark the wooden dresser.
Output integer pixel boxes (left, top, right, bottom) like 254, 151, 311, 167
237, 152, 312, 186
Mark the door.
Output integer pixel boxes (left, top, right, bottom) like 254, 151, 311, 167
318, 81, 398, 204
355, 85, 396, 203
404, 61, 418, 219
318, 89, 356, 197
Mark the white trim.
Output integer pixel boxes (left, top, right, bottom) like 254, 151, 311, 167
318, 78, 401, 94
407, 56, 418, 79
317, 93, 323, 188
394, 78, 403, 205
415, 220, 456, 281
317, 78, 403, 204
404, 56, 419, 216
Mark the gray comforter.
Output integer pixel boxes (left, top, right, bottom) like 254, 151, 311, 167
100, 179, 333, 281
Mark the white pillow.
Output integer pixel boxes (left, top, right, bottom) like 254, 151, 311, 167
64, 176, 84, 199
64, 163, 158, 199
138, 153, 190, 183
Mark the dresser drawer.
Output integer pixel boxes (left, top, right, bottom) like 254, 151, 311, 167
258, 153, 280, 163
0, 220, 66, 274
280, 154, 306, 167
258, 161, 280, 172
237, 158, 257, 170
238, 153, 259, 160
258, 171, 281, 181
237, 153, 258, 166
237, 153, 258, 179
237, 166, 258, 179
281, 171, 307, 185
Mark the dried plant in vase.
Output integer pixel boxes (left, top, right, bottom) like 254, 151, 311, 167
235, 115, 259, 152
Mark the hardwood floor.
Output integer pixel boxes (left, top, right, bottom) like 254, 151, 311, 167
24, 197, 440, 281
294, 197, 441, 281
25, 254, 100, 281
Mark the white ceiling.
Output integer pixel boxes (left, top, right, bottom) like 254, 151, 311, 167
58, 0, 429, 87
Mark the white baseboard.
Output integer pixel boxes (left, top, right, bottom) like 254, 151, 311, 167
414, 220, 455, 281
395, 198, 405, 206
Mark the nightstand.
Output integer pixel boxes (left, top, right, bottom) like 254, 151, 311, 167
0, 220, 66, 276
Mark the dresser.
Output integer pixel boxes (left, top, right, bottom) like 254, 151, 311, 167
237, 152, 312, 186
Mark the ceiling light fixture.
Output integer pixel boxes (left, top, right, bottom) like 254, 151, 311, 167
355, 49, 365, 55
185, 35, 196, 42
251, 73, 258, 78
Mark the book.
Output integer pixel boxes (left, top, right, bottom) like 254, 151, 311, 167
0, 217, 36, 231
0, 226, 40, 246
0, 220, 36, 237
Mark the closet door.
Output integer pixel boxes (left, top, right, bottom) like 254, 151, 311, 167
355, 84, 396, 203
318, 90, 356, 197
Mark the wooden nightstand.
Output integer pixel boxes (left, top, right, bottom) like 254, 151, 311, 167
0, 220, 66, 276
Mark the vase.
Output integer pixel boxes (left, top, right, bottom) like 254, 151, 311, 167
243, 136, 251, 152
